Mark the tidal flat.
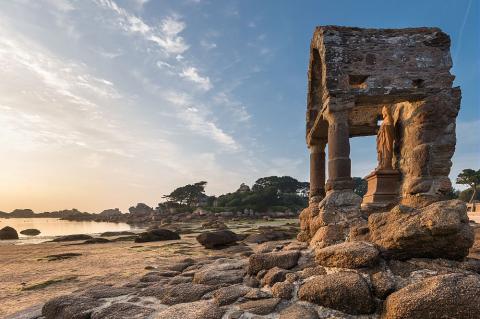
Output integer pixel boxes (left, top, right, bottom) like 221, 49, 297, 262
0, 218, 299, 317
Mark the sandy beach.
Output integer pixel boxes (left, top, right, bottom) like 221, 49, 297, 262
0, 218, 299, 318
0, 233, 226, 317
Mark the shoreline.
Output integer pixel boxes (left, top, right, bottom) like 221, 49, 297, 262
0, 218, 299, 317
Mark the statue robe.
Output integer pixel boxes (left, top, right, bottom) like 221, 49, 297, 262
377, 122, 394, 170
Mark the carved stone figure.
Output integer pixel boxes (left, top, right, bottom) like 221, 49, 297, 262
376, 106, 394, 170
300, 26, 462, 246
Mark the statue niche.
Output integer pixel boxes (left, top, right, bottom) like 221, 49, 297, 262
362, 106, 401, 209
377, 106, 394, 170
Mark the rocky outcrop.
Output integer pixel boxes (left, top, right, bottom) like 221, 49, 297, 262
196, 230, 237, 249
52, 234, 93, 242
19, 228, 41, 236
0, 226, 19, 240
261, 267, 289, 287
244, 227, 296, 244
298, 272, 375, 315
298, 190, 365, 246
247, 251, 300, 275
91, 303, 154, 319
42, 295, 102, 319
369, 200, 473, 260
36, 233, 480, 319
238, 298, 281, 315
279, 303, 319, 319
134, 229, 180, 243
383, 273, 480, 319
315, 241, 380, 268
155, 300, 224, 319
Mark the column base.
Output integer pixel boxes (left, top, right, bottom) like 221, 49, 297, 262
362, 169, 401, 209
325, 178, 354, 192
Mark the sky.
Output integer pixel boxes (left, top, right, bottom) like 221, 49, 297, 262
0, 0, 478, 213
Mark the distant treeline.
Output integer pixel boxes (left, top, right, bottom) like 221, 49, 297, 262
2, 169, 476, 218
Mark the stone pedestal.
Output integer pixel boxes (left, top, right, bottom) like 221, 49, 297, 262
362, 169, 401, 209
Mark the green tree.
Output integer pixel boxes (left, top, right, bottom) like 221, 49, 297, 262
162, 181, 208, 206
456, 169, 480, 203
353, 177, 368, 197
252, 176, 306, 194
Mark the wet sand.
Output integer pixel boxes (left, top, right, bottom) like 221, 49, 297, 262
0, 234, 218, 318
1, 218, 298, 317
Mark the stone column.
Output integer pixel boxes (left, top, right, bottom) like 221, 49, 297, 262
309, 141, 326, 201
325, 111, 353, 191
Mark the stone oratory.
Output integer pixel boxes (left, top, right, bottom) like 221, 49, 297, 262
299, 26, 464, 247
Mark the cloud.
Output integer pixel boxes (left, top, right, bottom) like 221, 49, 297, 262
45, 0, 75, 12
95, 0, 189, 56
180, 66, 213, 91
200, 39, 217, 50
0, 0, 264, 212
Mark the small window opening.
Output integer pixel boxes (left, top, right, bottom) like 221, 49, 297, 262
412, 79, 424, 88
349, 74, 369, 89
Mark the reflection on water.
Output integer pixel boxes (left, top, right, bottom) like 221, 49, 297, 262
0, 218, 137, 244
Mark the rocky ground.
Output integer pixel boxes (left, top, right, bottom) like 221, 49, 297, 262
3, 218, 480, 319
0, 219, 297, 318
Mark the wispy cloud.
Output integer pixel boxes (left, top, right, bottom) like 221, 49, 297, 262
95, 0, 189, 56
179, 66, 212, 91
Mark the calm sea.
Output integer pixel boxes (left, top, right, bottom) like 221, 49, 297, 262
0, 218, 137, 244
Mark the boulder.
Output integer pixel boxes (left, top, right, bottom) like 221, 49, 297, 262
298, 272, 375, 315
369, 200, 473, 260
315, 241, 380, 268
279, 303, 319, 319
298, 266, 327, 279
161, 283, 216, 305
91, 303, 154, 319
244, 229, 295, 244
212, 284, 252, 306
196, 230, 237, 249
20, 228, 41, 236
193, 268, 244, 285
82, 238, 110, 244
261, 267, 288, 287
81, 285, 135, 299
42, 295, 102, 319
371, 271, 396, 299
271, 281, 294, 299
193, 258, 246, 285
201, 220, 227, 229
52, 234, 93, 242
134, 228, 180, 243
247, 251, 300, 275
0, 226, 19, 240
155, 300, 225, 319
383, 273, 480, 319
238, 298, 281, 315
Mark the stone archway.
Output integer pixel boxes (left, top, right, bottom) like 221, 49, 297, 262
300, 26, 461, 246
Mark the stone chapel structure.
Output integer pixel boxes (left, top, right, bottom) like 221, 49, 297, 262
299, 26, 462, 245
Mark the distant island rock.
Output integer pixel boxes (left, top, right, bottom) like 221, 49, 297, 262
0, 226, 19, 240
20, 229, 41, 236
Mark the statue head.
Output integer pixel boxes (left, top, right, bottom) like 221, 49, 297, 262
381, 106, 392, 121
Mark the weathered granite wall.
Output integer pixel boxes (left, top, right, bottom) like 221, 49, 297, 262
302, 26, 461, 245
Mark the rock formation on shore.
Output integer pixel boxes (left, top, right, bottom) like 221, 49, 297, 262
0, 226, 19, 240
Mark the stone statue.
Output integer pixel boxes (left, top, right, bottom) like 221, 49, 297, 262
377, 106, 394, 170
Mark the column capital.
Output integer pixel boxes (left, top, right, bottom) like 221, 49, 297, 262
309, 140, 327, 153
324, 110, 348, 125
